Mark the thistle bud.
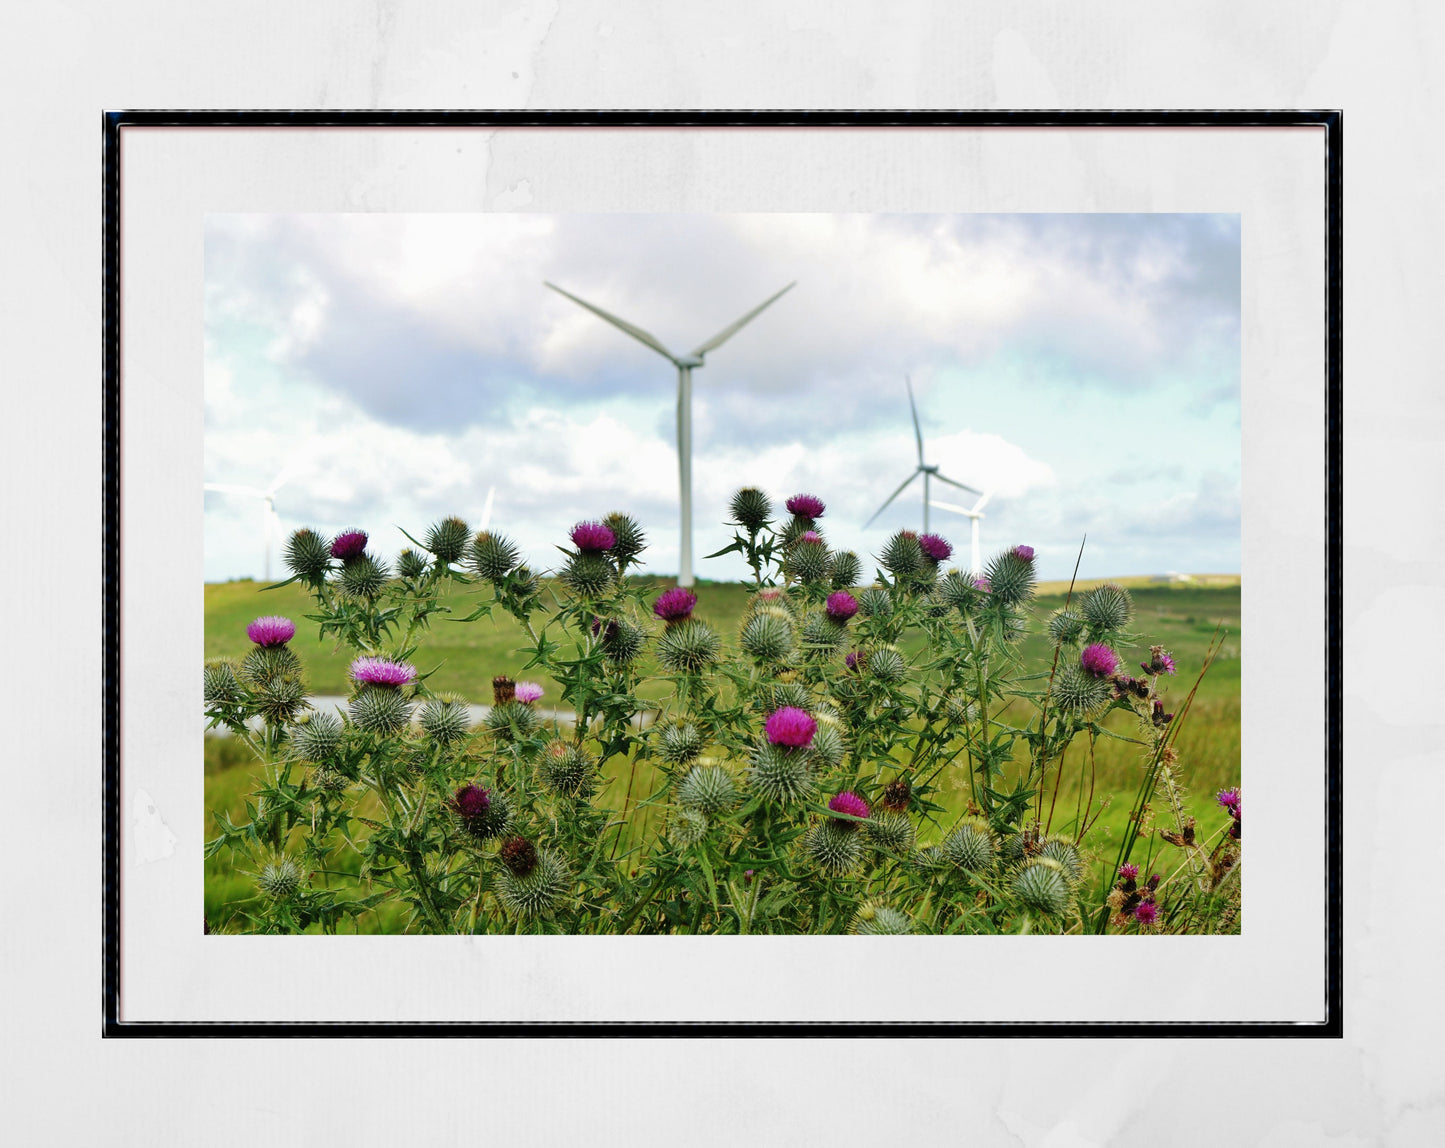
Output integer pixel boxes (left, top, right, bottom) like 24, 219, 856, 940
941, 818, 996, 873
469, 530, 521, 582
677, 764, 738, 814
656, 619, 721, 675
657, 721, 704, 765
1012, 857, 1073, 917
258, 855, 304, 900
827, 549, 862, 589
492, 676, 515, 706
420, 697, 471, 744
284, 528, 332, 585
881, 777, 912, 812
670, 807, 711, 847
338, 554, 388, 599
1079, 583, 1133, 636
880, 530, 924, 577
540, 741, 596, 798
396, 548, 429, 579
424, 516, 470, 564
983, 546, 1037, 607
729, 487, 773, 530
748, 740, 814, 805
740, 609, 794, 663
804, 819, 863, 873
602, 512, 646, 568
290, 709, 343, 761
348, 686, 411, 735
857, 586, 893, 618
852, 902, 913, 935
560, 551, 615, 598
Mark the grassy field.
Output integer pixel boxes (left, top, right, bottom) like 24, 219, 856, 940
205, 574, 1241, 932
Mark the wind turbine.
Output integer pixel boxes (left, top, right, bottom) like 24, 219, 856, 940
545, 279, 795, 587
478, 484, 495, 533
863, 377, 981, 536
929, 491, 994, 577
205, 464, 296, 581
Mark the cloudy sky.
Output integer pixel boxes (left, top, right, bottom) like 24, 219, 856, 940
203, 212, 1240, 584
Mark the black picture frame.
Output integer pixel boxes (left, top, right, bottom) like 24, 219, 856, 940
103, 108, 1342, 1037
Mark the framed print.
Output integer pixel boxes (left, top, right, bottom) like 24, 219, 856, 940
103, 110, 1341, 1034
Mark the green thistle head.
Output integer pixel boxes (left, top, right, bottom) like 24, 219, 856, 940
1012, 857, 1074, 917
852, 902, 913, 935
424, 516, 470, 564
740, 608, 795, 664
469, 530, 521, 582
452, 788, 510, 842
599, 616, 648, 666
786, 538, 830, 584
983, 548, 1036, 607
495, 848, 571, 918
828, 550, 862, 589
729, 486, 773, 530
865, 646, 908, 683
657, 722, 704, 766
239, 644, 302, 689
338, 554, 389, 599
256, 677, 306, 726
934, 569, 975, 613
857, 585, 893, 619
290, 709, 343, 762
1050, 663, 1114, 719
800, 610, 847, 657
560, 551, 615, 599
763, 679, 812, 712
203, 658, 243, 705
941, 818, 996, 873
396, 548, 430, 579
677, 764, 738, 814
348, 686, 412, 735
484, 699, 540, 744
807, 720, 847, 770
656, 619, 722, 675
748, 741, 814, 805
1039, 835, 1084, 883
880, 531, 924, 578
804, 819, 862, 874
602, 512, 647, 570
1048, 608, 1087, 647
283, 528, 332, 587
865, 811, 915, 853
1079, 583, 1133, 637
540, 741, 596, 798
258, 855, 304, 900
669, 807, 711, 848
420, 697, 471, 745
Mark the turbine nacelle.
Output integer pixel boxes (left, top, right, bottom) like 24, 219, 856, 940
862, 375, 981, 534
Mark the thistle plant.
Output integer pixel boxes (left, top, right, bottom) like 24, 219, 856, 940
205, 486, 1236, 937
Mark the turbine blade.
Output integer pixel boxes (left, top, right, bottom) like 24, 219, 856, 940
545, 281, 680, 364
972, 491, 994, 514
687, 282, 795, 359
265, 463, 299, 498
479, 485, 495, 533
905, 376, 924, 466
205, 483, 266, 499
932, 471, 983, 497
863, 470, 921, 528
928, 499, 972, 516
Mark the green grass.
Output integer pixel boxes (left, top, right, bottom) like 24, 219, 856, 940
205, 575, 1241, 932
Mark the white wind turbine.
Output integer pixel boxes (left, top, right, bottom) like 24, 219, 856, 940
929, 490, 994, 577
478, 484, 495, 533
864, 376, 982, 536
204, 464, 296, 582
546, 280, 796, 588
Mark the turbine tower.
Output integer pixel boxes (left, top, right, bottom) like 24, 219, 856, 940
930, 491, 994, 576
205, 464, 296, 582
864, 376, 981, 535
546, 280, 795, 588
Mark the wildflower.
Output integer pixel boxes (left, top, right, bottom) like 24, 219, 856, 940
825, 590, 859, 622
1012, 544, 1036, 562
1134, 899, 1159, 926
1217, 787, 1241, 817
743, 869, 755, 884
828, 790, 870, 825
918, 533, 952, 562
1119, 863, 1139, 881
786, 493, 825, 519
800, 530, 823, 545
1141, 645, 1177, 676
570, 520, 616, 553
349, 656, 416, 688
844, 650, 861, 671
653, 586, 698, 623
492, 675, 515, 705
515, 681, 543, 704
498, 835, 538, 877
973, 577, 991, 592
765, 706, 817, 748
330, 529, 368, 561
1151, 699, 1175, 728
590, 616, 619, 641
454, 784, 491, 819
1080, 643, 1120, 678
758, 587, 784, 603
246, 615, 295, 648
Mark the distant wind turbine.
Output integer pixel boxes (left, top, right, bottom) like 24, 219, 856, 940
478, 484, 495, 533
929, 491, 994, 577
546, 279, 796, 587
205, 464, 297, 581
864, 377, 981, 535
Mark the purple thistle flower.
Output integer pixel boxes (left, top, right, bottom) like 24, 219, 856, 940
918, 533, 952, 562
973, 577, 991, 592
1133, 899, 1159, 926
515, 681, 543, 704
743, 869, 755, 884
349, 656, 417, 688
1217, 787, 1242, 817
330, 530, 368, 561
246, 615, 295, 648
1080, 643, 1120, 678
1151, 700, 1175, 728
786, 493, 825, 519
453, 784, 491, 819
765, 706, 817, 749
653, 586, 698, 623
826, 590, 859, 622
845, 650, 861, 671
1119, 863, 1139, 880
1012, 544, 1035, 562
757, 587, 783, 602
570, 520, 616, 553
828, 790, 870, 822
1142, 646, 1177, 676
799, 530, 823, 545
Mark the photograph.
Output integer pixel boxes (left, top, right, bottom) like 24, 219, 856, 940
201, 210, 1243, 937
